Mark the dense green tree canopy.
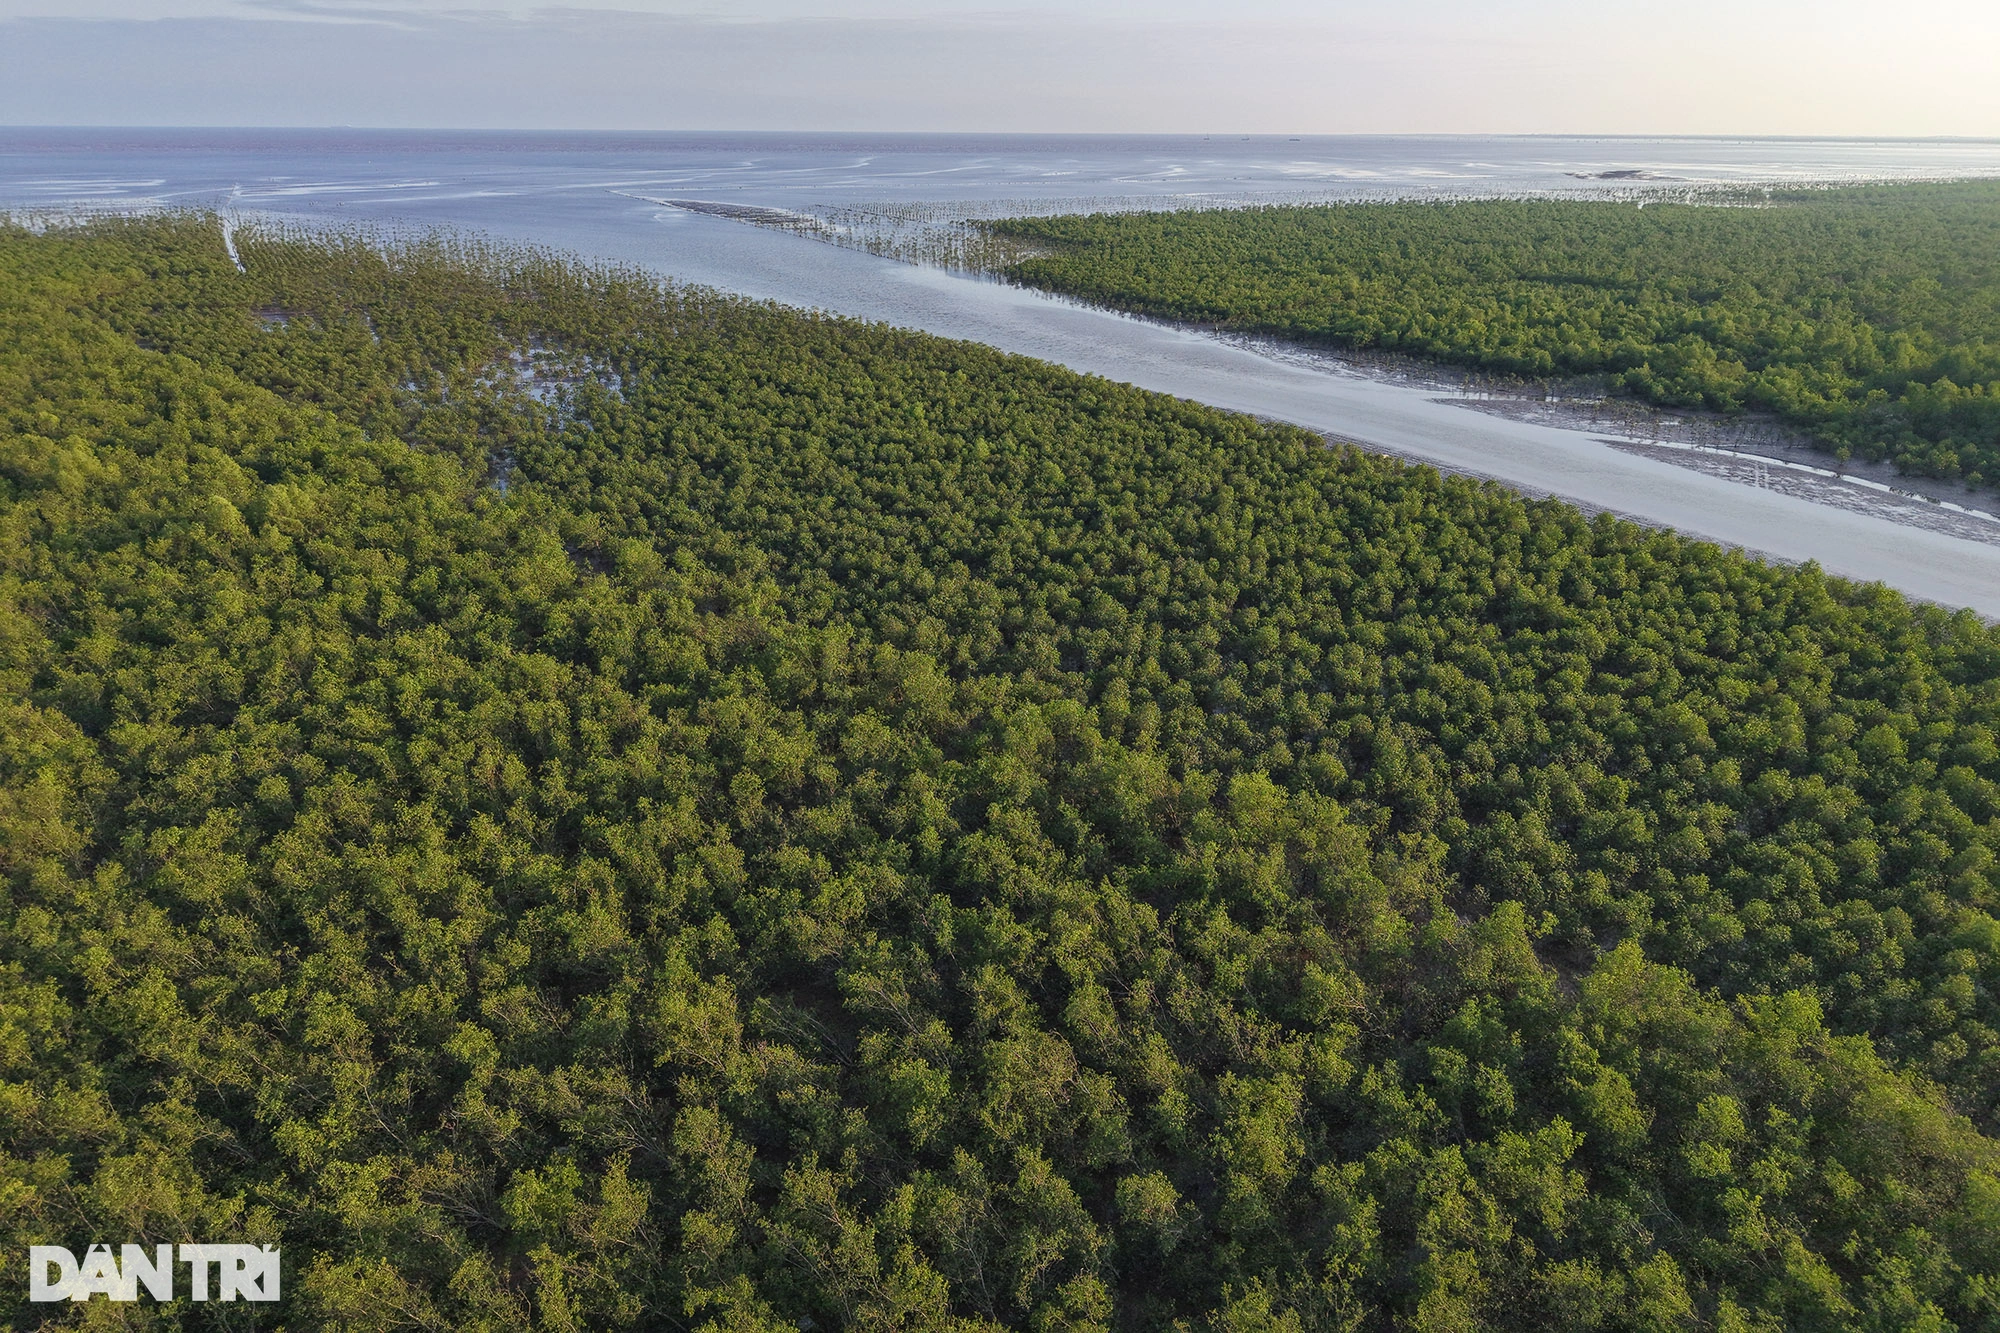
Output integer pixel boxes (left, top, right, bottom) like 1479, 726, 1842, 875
992, 185, 2000, 485
2, 216, 1998, 1332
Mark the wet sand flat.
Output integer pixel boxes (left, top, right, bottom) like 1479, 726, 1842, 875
304, 202, 2000, 618
12, 131, 1999, 616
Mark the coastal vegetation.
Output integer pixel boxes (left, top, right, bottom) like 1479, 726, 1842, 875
4, 214, 2000, 1332
991, 184, 2000, 487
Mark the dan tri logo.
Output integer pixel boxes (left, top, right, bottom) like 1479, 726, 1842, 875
27, 1244, 281, 1303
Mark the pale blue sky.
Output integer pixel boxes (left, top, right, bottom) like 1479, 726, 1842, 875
3, 0, 1996, 135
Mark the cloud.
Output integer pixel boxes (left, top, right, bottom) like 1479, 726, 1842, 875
235, 0, 432, 25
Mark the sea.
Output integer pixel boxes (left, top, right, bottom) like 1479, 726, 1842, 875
7, 129, 2000, 614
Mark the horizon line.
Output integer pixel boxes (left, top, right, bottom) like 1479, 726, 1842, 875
6, 126, 2000, 144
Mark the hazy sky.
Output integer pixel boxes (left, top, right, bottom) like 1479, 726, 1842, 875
3, 0, 1997, 135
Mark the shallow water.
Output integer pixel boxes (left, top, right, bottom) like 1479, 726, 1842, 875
8, 129, 2000, 615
